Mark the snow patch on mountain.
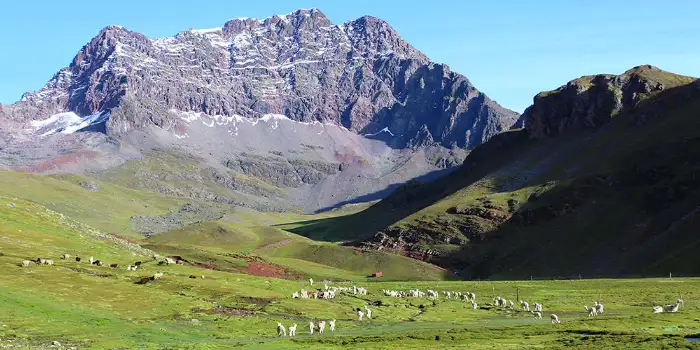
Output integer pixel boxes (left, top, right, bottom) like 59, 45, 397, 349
174, 110, 346, 128
171, 110, 354, 138
31, 111, 110, 137
189, 27, 222, 34
364, 127, 395, 137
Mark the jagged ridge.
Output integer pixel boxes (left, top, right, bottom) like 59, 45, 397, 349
3, 8, 518, 150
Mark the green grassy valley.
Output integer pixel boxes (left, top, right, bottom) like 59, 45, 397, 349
2, 188, 700, 348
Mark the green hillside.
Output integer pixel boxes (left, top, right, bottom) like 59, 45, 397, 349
282, 68, 700, 279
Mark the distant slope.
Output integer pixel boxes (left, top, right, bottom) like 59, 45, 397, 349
0, 170, 449, 280
282, 66, 700, 278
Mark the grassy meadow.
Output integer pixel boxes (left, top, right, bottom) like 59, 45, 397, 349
0, 173, 699, 349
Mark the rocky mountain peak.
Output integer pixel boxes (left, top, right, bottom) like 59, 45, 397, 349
221, 8, 332, 36
0, 8, 519, 212
3, 8, 518, 151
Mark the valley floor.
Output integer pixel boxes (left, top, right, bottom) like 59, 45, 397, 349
2, 258, 700, 349
0, 172, 699, 349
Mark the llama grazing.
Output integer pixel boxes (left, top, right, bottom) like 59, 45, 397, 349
663, 301, 681, 313
584, 305, 597, 317
594, 301, 604, 314
21, 260, 32, 267
153, 272, 164, 280
288, 323, 297, 336
531, 311, 542, 319
276, 322, 286, 337
551, 314, 560, 324
44, 259, 54, 266
520, 300, 530, 312
61, 254, 70, 260
493, 297, 504, 307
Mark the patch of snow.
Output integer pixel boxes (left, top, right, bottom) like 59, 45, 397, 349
171, 110, 344, 137
259, 114, 290, 123
272, 14, 290, 24
190, 27, 222, 34
30, 111, 110, 137
229, 59, 325, 71
233, 33, 253, 47
363, 127, 395, 137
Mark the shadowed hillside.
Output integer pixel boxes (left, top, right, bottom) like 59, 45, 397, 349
281, 66, 700, 279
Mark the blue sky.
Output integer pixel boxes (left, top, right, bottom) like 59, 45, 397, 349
0, 0, 698, 112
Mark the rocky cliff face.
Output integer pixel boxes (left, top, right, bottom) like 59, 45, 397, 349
518, 65, 694, 138
0, 8, 520, 212
5, 8, 517, 149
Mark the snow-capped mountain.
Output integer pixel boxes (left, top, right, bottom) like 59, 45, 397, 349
0, 8, 518, 212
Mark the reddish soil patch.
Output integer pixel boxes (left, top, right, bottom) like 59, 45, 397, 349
246, 261, 287, 278
18, 150, 101, 173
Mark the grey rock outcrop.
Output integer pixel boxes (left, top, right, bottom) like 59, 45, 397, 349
519, 65, 692, 138
4, 8, 517, 149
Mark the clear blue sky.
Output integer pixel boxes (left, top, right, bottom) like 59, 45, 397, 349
1, 0, 698, 112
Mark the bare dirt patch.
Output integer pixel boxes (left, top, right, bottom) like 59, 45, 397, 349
19, 150, 101, 173
246, 261, 288, 278
244, 261, 304, 279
